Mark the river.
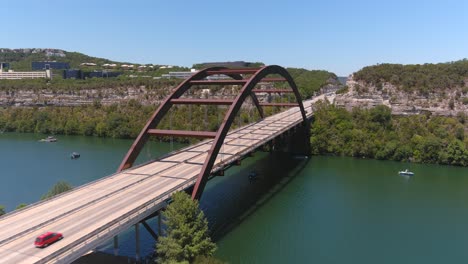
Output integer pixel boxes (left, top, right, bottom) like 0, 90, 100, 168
1, 133, 468, 263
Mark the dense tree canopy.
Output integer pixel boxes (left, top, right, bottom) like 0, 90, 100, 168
353, 59, 468, 95
156, 192, 216, 264
310, 102, 468, 166
41, 181, 73, 200
286, 68, 337, 99
15, 203, 27, 210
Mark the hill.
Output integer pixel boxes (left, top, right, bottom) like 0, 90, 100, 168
0, 48, 120, 71
353, 59, 468, 95
334, 59, 468, 116
0, 48, 191, 77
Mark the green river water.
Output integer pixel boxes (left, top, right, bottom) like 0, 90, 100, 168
1, 133, 468, 263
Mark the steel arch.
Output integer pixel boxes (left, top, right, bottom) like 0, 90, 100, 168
117, 67, 264, 172
117, 65, 308, 200
191, 65, 307, 199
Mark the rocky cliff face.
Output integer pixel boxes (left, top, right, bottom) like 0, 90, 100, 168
334, 76, 468, 116
0, 86, 167, 107
0, 84, 277, 107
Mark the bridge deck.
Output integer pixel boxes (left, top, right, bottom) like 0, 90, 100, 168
0, 99, 315, 264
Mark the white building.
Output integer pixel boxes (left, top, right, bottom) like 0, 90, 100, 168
0, 70, 47, 80
80, 62, 97, 66
161, 71, 195, 79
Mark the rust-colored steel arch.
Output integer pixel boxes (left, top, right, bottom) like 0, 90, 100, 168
117, 65, 308, 201
117, 67, 264, 172
191, 65, 307, 199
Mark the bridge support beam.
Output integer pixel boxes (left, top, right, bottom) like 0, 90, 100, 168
113, 236, 118, 256
142, 220, 158, 240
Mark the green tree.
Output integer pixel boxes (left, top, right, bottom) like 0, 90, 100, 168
16, 203, 28, 210
156, 192, 216, 264
0, 205, 5, 216
41, 181, 73, 200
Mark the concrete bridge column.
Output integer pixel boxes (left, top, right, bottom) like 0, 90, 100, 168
135, 223, 140, 262
113, 235, 118, 256
158, 213, 162, 235
287, 123, 311, 156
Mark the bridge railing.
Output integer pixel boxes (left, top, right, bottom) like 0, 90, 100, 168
39, 177, 199, 264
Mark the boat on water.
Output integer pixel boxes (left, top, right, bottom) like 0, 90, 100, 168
70, 152, 80, 159
248, 171, 258, 182
40, 136, 57, 142
398, 169, 414, 176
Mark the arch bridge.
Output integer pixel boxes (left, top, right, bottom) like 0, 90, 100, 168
119, 65, 311, 199
0, 65, 315, 263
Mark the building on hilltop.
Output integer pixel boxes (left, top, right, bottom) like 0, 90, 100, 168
102, 63, 117, 68
84, 71, 122, 79
80, 62, 97, 67
0, 71, 48, 80
0, 63, 10, 70
160, 68, 231, 80
63, 69, 122, 79
161, 70, 196, 79
0, 61, 50, 79
62, 69, 82, 79
32, 61, 70, 70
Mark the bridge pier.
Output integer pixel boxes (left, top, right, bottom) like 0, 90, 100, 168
286, 122, 311, 156
262, 123, 311, 156
158, 213, 162, 235
135, 223, 140, 263
113, 235, 118, 256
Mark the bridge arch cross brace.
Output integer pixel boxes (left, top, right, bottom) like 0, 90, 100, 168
191, 65, 308, 200
117, 67, 264, 172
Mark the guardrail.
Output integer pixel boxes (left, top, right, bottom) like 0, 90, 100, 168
0, 112, 273, 247
38, 178, 198, 264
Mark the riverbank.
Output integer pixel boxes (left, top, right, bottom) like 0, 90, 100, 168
310, 102, 468, 167
1, 101, 466, 168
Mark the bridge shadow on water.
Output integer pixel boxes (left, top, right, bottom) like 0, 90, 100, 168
200, 151, 310, 241
94, 151, 309, 261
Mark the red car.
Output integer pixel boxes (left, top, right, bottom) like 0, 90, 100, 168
34, 232, 63, 248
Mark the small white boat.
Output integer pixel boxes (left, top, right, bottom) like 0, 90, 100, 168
398, 169, 414, 176
70, 152, 80, 159
40, 136, 57, 142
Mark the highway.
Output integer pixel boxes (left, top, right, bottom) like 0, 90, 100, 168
0, 98, 317, 264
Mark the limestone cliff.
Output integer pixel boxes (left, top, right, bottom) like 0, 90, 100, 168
334, 76, 468, 116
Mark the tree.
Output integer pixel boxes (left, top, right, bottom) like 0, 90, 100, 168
41, 181, 73, 200
0, 205, 5, 216
16, 203, 28, 210
156, 192, 217, 264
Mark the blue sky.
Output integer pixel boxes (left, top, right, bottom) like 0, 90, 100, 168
2, 0, 468, 76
